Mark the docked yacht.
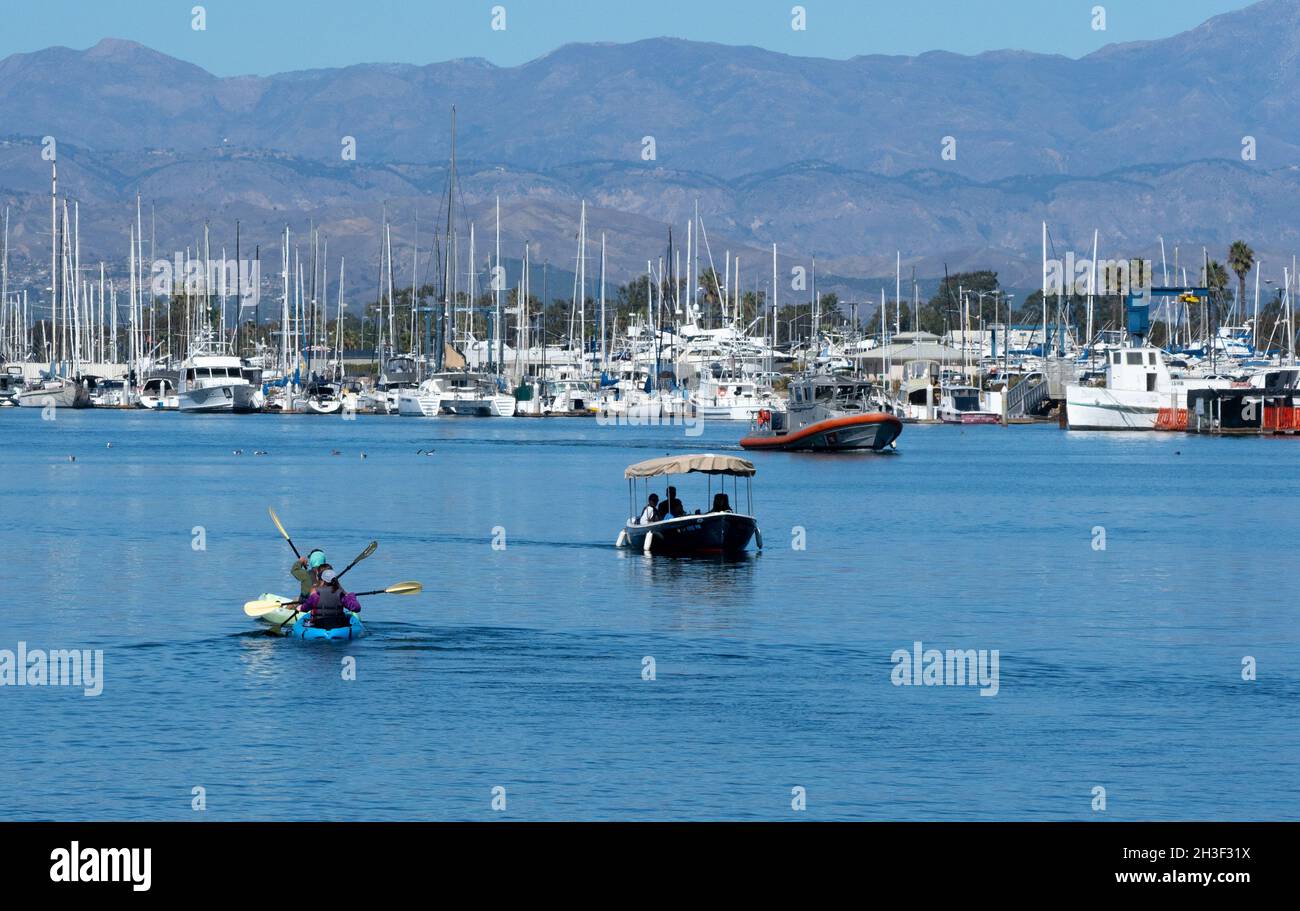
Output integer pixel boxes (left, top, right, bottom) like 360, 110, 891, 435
616, 453, 762, 556
373, 354, 419, 414
177, 351, 261, 413
138, 370, 179, 410
543, 378, 596, 415
938, 384, 999, 424
397, 375, 447, 418
0, 366, 26, 405
740, 374, 901, 452
87, 377, 130, 408
294, 382, 344, 415
436, 372, 516, 417
690, 371, 779, 421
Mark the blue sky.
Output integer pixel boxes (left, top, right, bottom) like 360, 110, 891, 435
0, 0, 1257, 74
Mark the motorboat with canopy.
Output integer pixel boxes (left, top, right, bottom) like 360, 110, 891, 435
616, 453, 761, 556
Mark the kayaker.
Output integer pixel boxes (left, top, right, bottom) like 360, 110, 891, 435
299, 567, 361, 631
292, 549, 327, 597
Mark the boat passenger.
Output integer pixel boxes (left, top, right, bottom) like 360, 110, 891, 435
656, 486, 687, 520
711, 492, 732, 513
292, 549, 327, 597
300, 568, 361, 630
638, 494, 660, 525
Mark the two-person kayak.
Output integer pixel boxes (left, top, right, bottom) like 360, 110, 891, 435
252, 592, 367, 642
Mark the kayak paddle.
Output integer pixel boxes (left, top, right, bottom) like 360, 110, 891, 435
336, 540, 377, 580
352, 581, 422, 597
269, 581, 421, 635
271, 541, 379, 632
268, 506, 302, 559
243, 581, 423, 618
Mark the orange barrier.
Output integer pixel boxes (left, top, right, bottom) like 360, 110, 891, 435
1264, 406, 1300, 432
1155, 408, 1188, 431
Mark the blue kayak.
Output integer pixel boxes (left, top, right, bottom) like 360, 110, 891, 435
288, 611, 366, 642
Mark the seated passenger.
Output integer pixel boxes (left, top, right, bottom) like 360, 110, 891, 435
656, 486, 687, 520
711, 492, 732, 513
638, 494, 660, 525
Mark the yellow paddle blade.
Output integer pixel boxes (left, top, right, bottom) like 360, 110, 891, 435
268, 506, 291, 542
244, 598, 297, 617
385, 581, 423, 595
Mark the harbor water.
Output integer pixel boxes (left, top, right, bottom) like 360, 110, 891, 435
1, 409, 1296, 820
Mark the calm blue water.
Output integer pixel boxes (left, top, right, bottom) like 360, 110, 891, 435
0, 408, 1297, 820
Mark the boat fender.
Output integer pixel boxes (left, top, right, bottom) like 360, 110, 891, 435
616, 530, 628, 548
643, 532, 654, 555
755, 528, 763, 550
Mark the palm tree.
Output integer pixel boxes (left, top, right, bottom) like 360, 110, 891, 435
1228, 240, 1256, 314
1206, 260, 1231, 335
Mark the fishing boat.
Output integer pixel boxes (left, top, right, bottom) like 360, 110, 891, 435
938, 384, 1000, 424
740, 374, 901, 452
616, 453, 761, 556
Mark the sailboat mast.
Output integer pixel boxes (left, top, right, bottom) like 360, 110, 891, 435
495, 196, 503, 372
50, 161, 58, 364
599, 232, 607, 373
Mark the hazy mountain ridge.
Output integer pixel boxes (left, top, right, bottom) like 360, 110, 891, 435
0, 0, 1296, 299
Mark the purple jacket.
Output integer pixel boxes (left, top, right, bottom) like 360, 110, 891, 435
301, 589, 361, 620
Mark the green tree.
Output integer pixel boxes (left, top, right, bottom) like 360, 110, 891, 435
1228, 240, 1255, 312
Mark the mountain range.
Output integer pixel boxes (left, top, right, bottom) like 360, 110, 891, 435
1, 0, 1298, 306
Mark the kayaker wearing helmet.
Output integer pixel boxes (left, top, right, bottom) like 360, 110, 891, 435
292, 548, 327, 597
300, 567, 361, 630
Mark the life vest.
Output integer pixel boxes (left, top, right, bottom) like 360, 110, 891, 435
758, 409, 772, 428
311, 584, 349, 629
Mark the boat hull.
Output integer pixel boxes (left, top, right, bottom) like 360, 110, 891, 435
442, 394, 516, 417
397, 388, 443, 417
178, 383, 259, 413
1065, 385, 1160, 431
621, 512, 758, 556
289, 613, 365, 642
303, 399, 343, 415
15, 380, 90, 409
740, 413, 902, 452
941, 412, 1000, 425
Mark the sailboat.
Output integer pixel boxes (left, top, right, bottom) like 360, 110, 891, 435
16, 162, 89, 408
15, 370, 89, 408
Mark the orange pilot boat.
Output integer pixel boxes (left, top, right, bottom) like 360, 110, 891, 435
740, 375, 902, 452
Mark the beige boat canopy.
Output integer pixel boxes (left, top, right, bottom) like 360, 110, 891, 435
624, 454, 757, 479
